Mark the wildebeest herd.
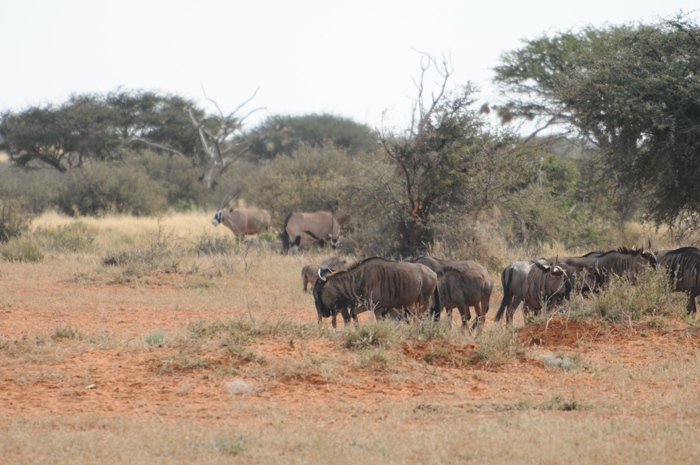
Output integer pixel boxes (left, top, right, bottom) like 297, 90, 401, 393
212, 207, 700, 328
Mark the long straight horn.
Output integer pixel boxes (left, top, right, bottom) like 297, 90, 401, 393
554, 255, 559, 266
220, 187, 243, 210
647, 238, 652, 251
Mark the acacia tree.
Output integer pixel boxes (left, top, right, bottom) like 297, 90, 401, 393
494, 15, 700, 228
0, 90, 202, 173
369, 54, 540, 254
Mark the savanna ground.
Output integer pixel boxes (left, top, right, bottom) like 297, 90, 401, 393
1, 212, 700, 464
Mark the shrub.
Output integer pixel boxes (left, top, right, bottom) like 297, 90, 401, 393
0, 162, 60, 215
130, 151, 212, 209
0, 198, 31, 242
32, 223, 95, 253
56, 162, 167, 216
564, 268, 686, 322
190, 233, 236, 255
145, 329, 167, 346
344, 321, 402, 349
472, 326, 523, 367
0, 238, 44, 262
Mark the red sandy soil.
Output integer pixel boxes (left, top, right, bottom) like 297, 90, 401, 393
2, 275, 700, 424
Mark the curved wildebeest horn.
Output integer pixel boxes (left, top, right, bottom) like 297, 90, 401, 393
317, 268, 328, 282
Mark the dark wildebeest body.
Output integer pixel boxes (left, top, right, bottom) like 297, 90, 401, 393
656, 247, 700, 313
212, 207, 271, 242
409, 256, 488, 274
494, 258, 548, 324
313, 257, 440, 327
523, 260, 573, 318
283, 211, 344, 253
301, 256, 348, 292
409, 256, 490, 326
549, 245, 657, 285
437, 269, 493, 330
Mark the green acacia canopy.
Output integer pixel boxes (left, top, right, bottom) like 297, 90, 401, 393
494, 15, 700, 228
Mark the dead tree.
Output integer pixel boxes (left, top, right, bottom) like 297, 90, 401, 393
185, 89, 265, 190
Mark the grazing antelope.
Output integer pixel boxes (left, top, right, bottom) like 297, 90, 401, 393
211, 191, 271, 243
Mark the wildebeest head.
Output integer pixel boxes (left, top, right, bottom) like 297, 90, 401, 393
639, 239, 658, 270
573, 261, 603, 293
312, 267, 336, 318
548, 256, 573, 296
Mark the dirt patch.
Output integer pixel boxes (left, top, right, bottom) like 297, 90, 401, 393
3, 261, 700, 428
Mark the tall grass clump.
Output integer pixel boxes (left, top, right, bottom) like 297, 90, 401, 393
472, 325, 523, 366
563, 268, 686, 323
0, 198, 32, 242
344, 320, 403, 349
185, 318, 337, 348
32, 223, 95, 253
0, 238, 44, 262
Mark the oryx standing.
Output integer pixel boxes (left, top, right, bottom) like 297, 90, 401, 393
211, 192, 271, 243
282, 211, 347, 254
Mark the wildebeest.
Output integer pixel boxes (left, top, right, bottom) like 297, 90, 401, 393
283, 211, 347, 253
312, 257, 440, 327
408, 256, 491, 327
656, 247, 700, 313
436, 269, 493, 330
494, 258, 548, 324
408, 256, 488, 274
549, 243, 657, 285
300, 256, 348, 292
212, 207, 271, 242
522, 258, 573, 319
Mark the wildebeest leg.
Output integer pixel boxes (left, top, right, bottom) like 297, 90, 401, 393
687, 290, 697, 314
456, 303, 469, 329
331, 311, 338, 329
506, 295, 523, 324
349, 304, 360, 326
374, 307, 384, 321
352, 304, 368, 321
471, 298, 489, 332
340, 307, 352, 327
417, 295, 429, 318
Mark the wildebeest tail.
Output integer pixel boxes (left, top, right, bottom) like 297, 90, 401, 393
430, 285, 441, 322
494, 266, 513, 322
282, 213, 292, 252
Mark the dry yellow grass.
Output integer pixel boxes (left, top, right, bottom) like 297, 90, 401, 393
3, 213, 700, 463
31, 210, 231, 245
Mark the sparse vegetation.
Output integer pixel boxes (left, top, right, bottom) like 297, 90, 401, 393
2, 16, 700, 460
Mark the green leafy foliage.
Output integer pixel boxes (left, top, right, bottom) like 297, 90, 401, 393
0, 90, 204, 173
494, 14, 700, 228
375, 78, 541, 254
56, 162, 168, 216
246, 114, 376, 161
250, 143, 361, 229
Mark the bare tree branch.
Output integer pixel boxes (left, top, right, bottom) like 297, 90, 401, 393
183, 93, 266, 190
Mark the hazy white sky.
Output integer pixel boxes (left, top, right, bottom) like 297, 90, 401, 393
0, 1, 696, 131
